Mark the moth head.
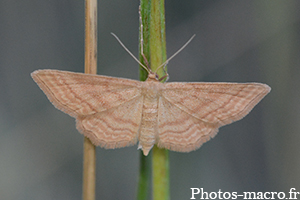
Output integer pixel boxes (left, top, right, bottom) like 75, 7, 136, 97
147, 72, 159, 81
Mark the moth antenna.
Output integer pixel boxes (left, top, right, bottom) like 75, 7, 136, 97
111, 32, 150, 74
155, 34, 196, 74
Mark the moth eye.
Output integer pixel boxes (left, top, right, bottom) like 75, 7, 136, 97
155, 74, 159, 80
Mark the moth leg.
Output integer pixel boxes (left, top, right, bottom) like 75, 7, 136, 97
158, 63, 169, 82
139, 5, 150, 70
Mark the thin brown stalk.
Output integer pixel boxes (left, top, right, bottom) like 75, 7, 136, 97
83, 0, 97, 199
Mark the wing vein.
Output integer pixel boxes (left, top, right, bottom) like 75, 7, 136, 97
160, 95, 209, 124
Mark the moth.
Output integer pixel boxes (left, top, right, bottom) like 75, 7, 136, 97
31, 35, 270, 156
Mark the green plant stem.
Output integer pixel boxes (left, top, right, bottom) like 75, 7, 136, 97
138, 0, 169, 200
149, 0, 167, 77
152, 147, 169, 200
149, 1, 169, 200
137, 152, 151, 200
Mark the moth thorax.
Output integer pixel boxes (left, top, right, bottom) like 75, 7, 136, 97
143, 82, 160, 99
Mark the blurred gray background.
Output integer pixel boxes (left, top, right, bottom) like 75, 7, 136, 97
1, 0, 300, 199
